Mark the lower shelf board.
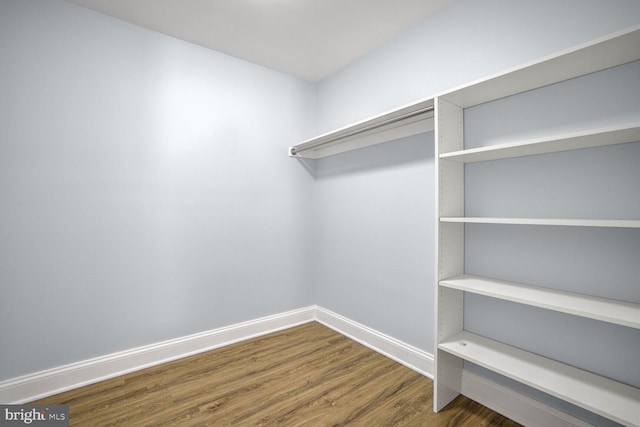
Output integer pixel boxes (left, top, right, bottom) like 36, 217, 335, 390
438, 331, 640, 426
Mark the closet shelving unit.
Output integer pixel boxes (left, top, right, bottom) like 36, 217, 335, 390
434, 24, 640, 427
289, 23, 640, 427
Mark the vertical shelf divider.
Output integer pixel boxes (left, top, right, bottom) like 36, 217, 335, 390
434, 97, 466, 411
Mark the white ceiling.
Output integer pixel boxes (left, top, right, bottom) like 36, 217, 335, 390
68, 0, 456, 81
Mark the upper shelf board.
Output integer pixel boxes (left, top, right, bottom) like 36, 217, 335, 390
289, 24, 640, 160
439, 122, 640, 163
439, 24, 640, 108
289, 99, 434, 159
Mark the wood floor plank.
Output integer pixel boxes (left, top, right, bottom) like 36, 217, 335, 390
32, 322, 521, 426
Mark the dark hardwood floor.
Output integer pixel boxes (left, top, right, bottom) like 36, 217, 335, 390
33, 322, 521, 426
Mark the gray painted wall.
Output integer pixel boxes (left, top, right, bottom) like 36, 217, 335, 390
312, 133, 435, 350
0, 0, 316, 381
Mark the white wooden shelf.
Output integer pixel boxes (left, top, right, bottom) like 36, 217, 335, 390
289, 99, 434, 159
438, 25, 640, 108
439, 217, 640, 228
440, 275, 640, 329
439, 331, 640, 427
289, 26, 640, 160
287, 20, 640, 423
439, 122, 640, 163
434, 25, 640, 423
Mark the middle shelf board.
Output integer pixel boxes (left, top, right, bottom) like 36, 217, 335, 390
440, 274, 640, 329
440, 217, 640, 228
439, 331, 640, 426
439, 122, 640, 163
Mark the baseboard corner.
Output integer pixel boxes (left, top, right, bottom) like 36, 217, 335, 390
313, 306, 434, 378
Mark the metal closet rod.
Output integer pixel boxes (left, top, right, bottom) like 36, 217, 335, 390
290, 104, 434, 156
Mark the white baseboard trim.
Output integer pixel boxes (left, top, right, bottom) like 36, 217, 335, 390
461, 370, 592, 427
0, 305, 590, 427
0, 306, 316, 404
314, 306, 434, 378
